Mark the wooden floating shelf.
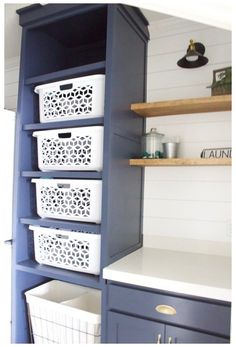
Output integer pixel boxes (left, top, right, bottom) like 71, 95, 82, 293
131, 95, 232, 117
129, 158, 232, 167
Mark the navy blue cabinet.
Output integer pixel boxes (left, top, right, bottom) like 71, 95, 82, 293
106, 283, 231, 343
165, 326, 229, 344
108, 312, 229, 344
12, 4, 149, 343
108, 311, 165, 343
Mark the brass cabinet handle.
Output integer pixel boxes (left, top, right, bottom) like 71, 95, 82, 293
155, 305, 177, 315
156, 334, 161, 344
168, 337, 172, 344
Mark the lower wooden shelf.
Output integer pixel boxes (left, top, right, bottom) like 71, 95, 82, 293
129, 158, 232, 167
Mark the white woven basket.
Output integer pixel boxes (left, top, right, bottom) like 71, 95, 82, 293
33, 126, 104, 172
25, 280, 101, 344
34, 74, 105, 123
32, 179, 102, 223
29, 225, 101, 274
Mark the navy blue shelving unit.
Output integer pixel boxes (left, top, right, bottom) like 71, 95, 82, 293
23, 117, 104, 131
21, 171, 103, 179
12, 4, 149, 343
25, 61, 106, 85
20, 217, 101, 234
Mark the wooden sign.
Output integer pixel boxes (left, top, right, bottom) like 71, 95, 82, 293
201, 147, 231, 159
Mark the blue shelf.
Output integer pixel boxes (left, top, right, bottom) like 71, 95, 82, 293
23, 117, 104, 131
22, 171, 103, 179
20, 217, 101, 234
16, 259, 102, 289
25, 61, 106, 85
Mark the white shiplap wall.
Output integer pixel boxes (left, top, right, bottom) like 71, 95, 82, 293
143, 17, 231, 256
4, 57, 20, 111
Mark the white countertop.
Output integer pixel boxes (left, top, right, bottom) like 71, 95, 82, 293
103, 247, 231, 302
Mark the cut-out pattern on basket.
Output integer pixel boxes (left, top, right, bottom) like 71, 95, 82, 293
40, 186, 91, 218
43, 85, 93, 120
37, 232, 90, 270
41, 135, 92, 167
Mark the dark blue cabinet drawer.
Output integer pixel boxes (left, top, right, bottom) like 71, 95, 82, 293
108, 284, 231, 337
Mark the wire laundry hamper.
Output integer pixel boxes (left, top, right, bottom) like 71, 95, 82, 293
25, 280, 101, 344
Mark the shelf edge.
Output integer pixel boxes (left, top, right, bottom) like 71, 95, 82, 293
129, 158, 232, 167
20, 217, 101, 234
16, 260, 101, 289
25, 61, 106, 85
131, 95, 232, 117
21, 171, 103, 179
23, 117, 104, 131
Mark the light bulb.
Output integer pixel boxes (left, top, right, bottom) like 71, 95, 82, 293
186, 55, 198, 62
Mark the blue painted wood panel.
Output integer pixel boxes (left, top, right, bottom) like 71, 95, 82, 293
21, 171, 102, 179
108, 283, 231, 337
101, 4, 148, 268
17, 4, 106, 28
25, 61, 105, 85
22, 7, 108, 77
16, 260, 101, 289
165, 325, 229, 344
107, 311, 230, 344
103, 134, 143, 259
107, 311, 165, 343
23, 117, 104, 131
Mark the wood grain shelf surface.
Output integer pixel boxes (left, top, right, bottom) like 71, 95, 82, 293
131, 95, 232, 117
129, 158, 232, 167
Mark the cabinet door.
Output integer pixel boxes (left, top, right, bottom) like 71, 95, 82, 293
107, 311, 164, 343
166, 325, 229, 344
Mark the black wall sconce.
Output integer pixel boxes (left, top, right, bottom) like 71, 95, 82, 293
177, 39, 209, 68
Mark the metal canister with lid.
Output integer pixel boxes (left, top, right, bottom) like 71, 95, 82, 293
141, 128, 164, 158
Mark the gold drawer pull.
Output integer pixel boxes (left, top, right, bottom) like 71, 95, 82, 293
155, 305, 177, 315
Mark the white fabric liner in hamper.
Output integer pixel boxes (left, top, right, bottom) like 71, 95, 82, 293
34, 74, 105, 123
33, 126, 104, 172
32, 179, 102, 223
29, 225, 101, 275
25, 280, 101, 344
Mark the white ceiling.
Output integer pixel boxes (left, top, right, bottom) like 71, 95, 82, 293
4, 3, 169, 60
